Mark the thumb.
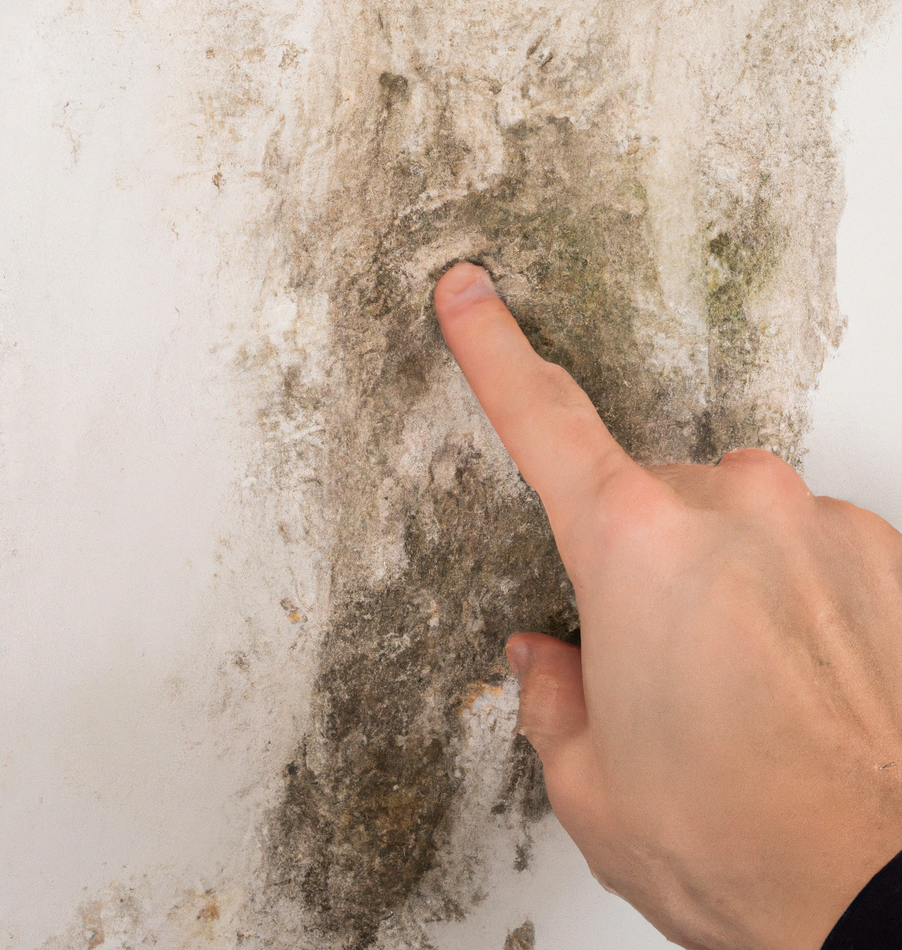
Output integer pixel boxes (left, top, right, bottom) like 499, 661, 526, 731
506, 632, 588, 763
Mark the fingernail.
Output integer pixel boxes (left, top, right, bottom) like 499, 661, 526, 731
435, 263, 497, 307
505, 638, 533, 683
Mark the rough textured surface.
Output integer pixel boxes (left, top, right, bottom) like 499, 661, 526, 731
10, 0, 892, 946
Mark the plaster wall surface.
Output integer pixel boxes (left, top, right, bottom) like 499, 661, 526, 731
1, 1, 901, 948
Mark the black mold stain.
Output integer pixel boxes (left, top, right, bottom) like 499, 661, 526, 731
696, 193, 782, 459
266, 110, 682, 947
378, 72, 410, 117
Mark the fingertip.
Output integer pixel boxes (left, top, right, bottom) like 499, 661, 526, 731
507, 632, 588, 761
433, 262, 498, 318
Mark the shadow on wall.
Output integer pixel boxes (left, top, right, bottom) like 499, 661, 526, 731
236, 0, 888, 946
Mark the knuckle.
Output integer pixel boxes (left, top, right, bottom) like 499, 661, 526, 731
718, 446, 781, 470
814, 494, 856, 518
532, 359, 573, 402
537, 358, 573, 389
533, 359, 610, 456
717, 448, 810, 509
818, 495, 899, 542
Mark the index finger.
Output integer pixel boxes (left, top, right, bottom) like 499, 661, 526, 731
433, 263, 660, 532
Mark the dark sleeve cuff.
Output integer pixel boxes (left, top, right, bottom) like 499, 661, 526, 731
821, 850, 902, 950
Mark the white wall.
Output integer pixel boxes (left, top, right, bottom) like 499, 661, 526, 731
805, 13, 902, 526
1, 3, 901, 948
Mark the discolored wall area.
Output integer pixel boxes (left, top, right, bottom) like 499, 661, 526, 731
0, 1, 898, 948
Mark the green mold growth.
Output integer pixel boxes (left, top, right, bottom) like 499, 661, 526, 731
412, 115, 685, 462
452, 186, 668, 460
697, 196, 782, 461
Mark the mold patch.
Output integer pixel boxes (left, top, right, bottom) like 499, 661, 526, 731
251, 0, 891, 945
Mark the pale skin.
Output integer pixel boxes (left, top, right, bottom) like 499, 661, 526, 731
433, 262, 902, 950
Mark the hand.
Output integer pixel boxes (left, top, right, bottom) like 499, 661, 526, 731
433, 262, 902, 950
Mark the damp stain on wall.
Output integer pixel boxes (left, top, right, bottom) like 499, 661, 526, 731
35, 0, 893, 947
245, 1, 890, 946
